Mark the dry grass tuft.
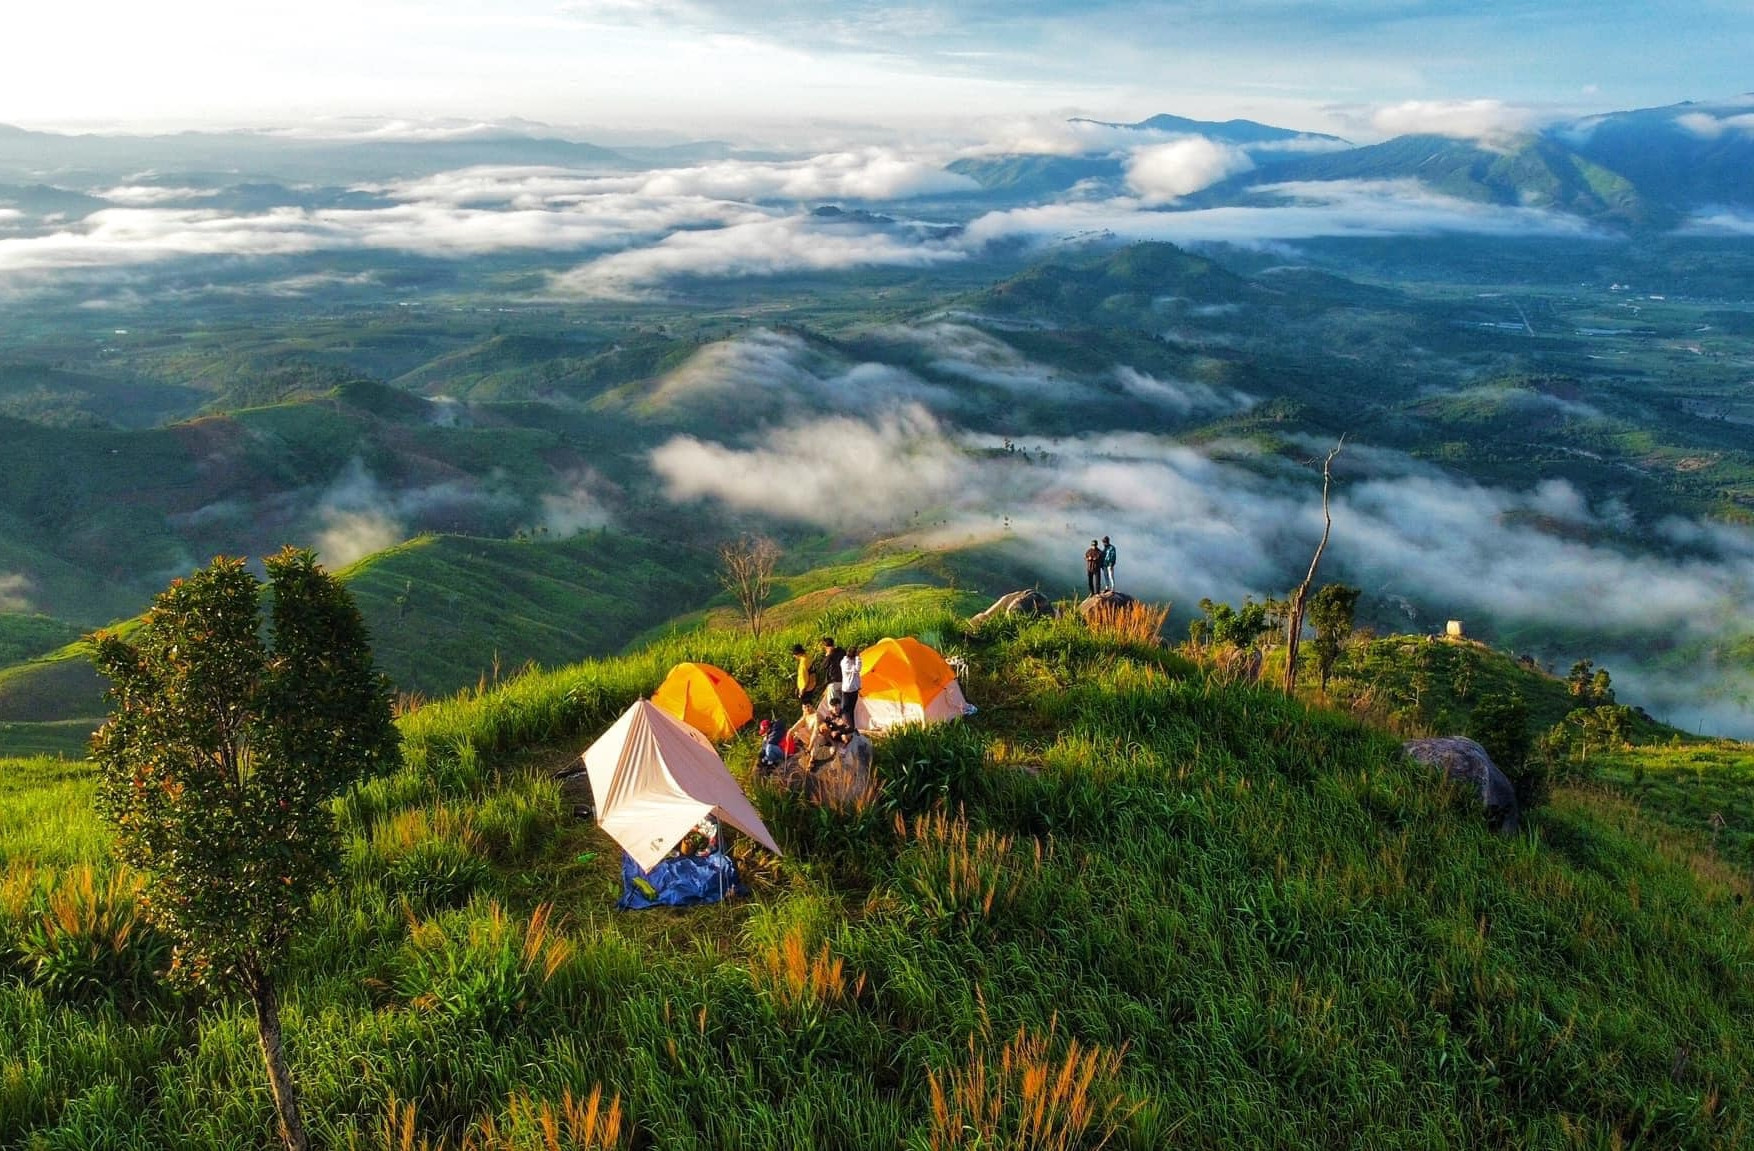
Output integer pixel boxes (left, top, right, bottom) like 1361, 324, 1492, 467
369, 1088, 625, 1151
928, 1017, 1135, 1151
1084, 600, 1170, 646
749, 926, 862, 1013
897, 810, 1045, 921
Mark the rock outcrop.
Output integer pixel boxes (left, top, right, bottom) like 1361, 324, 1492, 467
772, 734, 874, 810
972, 589, 1054, 623
1076, 590, 1136, 620
1403, 736, 1520, 834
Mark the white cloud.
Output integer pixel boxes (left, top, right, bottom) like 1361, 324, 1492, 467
550, 211, 966, 297
649, 328, 957, 411
385, 151, 977, 206
0, 194, 765, 278
1366, 99, 1537, 143
650, 404, 972, 530
2, 152, 977, 286
1112, 366, 1255, 416
310, 459, 520, 567
967, 116, 1174, 157
1680, 210, 1754, 236
538, 474, 614, 537
645, 404, 1754, 735
963, 179, 1598, 249
0, 572, 34, 613
1125, 137, 1254, 202
97, 185, 220, 206
1675, 111, 1754, 139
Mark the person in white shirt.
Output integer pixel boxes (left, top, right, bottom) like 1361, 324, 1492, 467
840, 646, 862, 731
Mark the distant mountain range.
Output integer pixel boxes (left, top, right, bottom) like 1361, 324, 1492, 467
1068, 113, 1350, 147
954, 96, 1754, 227
1, 96, 1750, 227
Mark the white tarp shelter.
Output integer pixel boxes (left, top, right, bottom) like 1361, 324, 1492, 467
582, 699, 782, 871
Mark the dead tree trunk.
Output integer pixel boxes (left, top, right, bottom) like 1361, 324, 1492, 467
248, 965, 310, 1151
1283, 438, 1344, 696
718, 535, 781, 639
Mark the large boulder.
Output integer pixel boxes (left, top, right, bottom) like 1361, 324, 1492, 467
1404, 736, 1520, 835
1076, 590, 1136, 620
772, 734, 874, 810
972, 589, 1054, 623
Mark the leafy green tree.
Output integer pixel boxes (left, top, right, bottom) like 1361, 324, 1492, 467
1567, 659, 1596, 700
1468, 692, 1543, 809
1306, 583, 1361, 693
90, 550, 400, 1151
1199, 597, 1273, 649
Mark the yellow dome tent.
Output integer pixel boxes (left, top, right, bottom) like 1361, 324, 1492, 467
854, 637, 970, 733
651, 662, 753, 743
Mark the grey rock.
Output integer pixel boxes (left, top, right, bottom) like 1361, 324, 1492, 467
972, 589, 1054, 623
1076, 590, 1137, 619
1404, 736, 1521, 835
773, 733, 874, 810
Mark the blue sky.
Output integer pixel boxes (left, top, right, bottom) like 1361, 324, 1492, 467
2, 0, 1748, 137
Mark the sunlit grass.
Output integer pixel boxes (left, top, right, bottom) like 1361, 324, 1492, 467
1, 602, 1751, 1147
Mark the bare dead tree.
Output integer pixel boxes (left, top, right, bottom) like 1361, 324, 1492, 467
1283, 437, 1345, 695
719, 534, 781, 638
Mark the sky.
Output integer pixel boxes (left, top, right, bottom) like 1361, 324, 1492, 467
3, 0, 1750, 139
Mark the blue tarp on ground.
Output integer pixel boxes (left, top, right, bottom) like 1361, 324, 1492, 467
617, 849, 745, 911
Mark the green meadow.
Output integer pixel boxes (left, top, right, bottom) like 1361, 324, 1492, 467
1, 589, 1750, 1149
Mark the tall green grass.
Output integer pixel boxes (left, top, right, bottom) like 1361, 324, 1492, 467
1, 604, 1751, 1148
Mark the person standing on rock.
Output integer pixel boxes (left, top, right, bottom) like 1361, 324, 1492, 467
818, 636, 846, 706
840, 644, 863, 731
792, 643, 818, 706
1101, 536, 1117, 592
1084, 539, 1103, 596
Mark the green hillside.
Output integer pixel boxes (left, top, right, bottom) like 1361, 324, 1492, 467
1227, 134, 1658, 227
338, 532, 721, 695
0, 531, 722, 755
975, 241, 1258, 324
1, 588, 1749, 1147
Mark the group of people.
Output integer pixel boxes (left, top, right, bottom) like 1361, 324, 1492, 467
1083, 535, 1119, 596
757, 635, 864, 773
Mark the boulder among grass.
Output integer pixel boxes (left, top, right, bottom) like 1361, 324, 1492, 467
1076, 590, 1137, 619
971, 589, 1054, 623
1404, 735, 1522, 834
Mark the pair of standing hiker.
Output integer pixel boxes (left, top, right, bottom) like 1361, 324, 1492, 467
1084, 536, 1118, 596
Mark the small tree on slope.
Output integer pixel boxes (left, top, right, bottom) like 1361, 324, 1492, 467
90, 550, 400, 1151
1307, 583, 1361, 694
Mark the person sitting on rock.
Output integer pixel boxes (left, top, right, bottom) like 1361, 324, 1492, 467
756, 718, 785, 778
1084, 539, 1103, 596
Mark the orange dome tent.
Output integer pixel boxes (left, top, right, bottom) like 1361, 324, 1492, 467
854, 637, 970, 733
651, 662, 753, 743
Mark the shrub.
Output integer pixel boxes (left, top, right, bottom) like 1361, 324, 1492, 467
395, 901, 574, 1031
1468, 692, 1546, 810
363, 804, 493, 912
894, 810, 1045, 927
16, 866, 168, 1009
876, 723, 990, 817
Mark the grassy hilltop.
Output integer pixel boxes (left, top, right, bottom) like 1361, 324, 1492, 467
1, 576, 1751, 1148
